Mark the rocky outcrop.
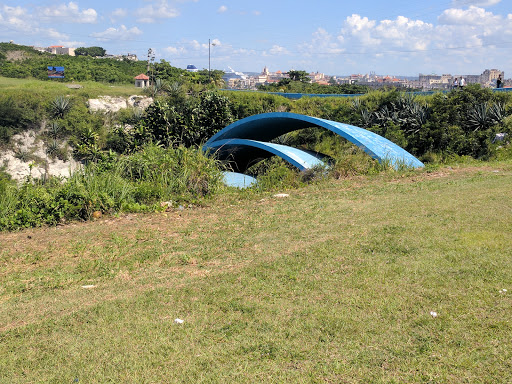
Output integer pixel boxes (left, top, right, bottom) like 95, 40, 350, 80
1, 95, 154, 182
0, 131, 81, 182
87, 96, 127, 113
127, 95, 153, 109
87, 95, 153, 113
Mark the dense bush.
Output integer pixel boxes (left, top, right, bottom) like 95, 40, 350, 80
0, 145, 223, 230
75, 46, 106, 57
107, 90, 234, 151
0, 95, 42, 144
257, 78, 370, 94
268, 86, 510, 161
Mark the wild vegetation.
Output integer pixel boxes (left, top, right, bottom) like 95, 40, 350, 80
0, 43, 223, 84
0, 51, 511, 231
74, 46, 107, 57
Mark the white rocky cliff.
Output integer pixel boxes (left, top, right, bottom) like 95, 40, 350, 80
1, 95, 153, 181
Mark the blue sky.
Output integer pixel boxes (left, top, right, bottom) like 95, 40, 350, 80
0, 0, 511, 76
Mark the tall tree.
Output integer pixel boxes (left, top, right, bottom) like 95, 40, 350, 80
288, 70, 310, 83
75, 46, 106, 57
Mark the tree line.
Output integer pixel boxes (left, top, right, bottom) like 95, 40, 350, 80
0, 43, 224, 85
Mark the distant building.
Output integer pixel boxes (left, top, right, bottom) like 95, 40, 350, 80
47, 46, 75, 56
419, 69, 505, 90
99, 53, 138, 61
33, 45, 75, 56
134, 74, 150, 88
481, 69, 504, 87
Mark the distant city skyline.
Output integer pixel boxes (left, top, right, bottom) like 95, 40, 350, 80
0, 0, 511, 76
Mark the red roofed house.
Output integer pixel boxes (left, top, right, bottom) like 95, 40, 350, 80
135, 74, 150, 88
45, 45, 75, 56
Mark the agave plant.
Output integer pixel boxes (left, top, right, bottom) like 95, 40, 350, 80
488, 102, 506, 125
45, 139, 60, 157
164, 81, 183, 98
392, 93, 416, 113
130, 108, 144, 124
359, 108, 373, 128
467, 102, 494, 132
351, 98, 362, 111
51, 96, 72, 118
47, 121, 62, 139
403, 103, 430, 134
373, 105, 398, 125
13, 148, 31, 162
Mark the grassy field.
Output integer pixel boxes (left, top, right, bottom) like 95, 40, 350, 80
1, 163, 512, 383
0, 76, 140, 98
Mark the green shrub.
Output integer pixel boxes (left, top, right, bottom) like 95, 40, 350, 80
250, 157, 303, 190
329, 149, 388, 178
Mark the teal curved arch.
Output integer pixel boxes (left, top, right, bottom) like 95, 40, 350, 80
205, 112, 424, 169
204, 138, 325, 173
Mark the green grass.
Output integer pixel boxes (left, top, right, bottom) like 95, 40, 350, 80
1, 163, 512, 383
0, 76, 140, 98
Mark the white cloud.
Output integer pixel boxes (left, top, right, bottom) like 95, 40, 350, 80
112, 8, 127, 18
268, 45, 290, 55
218, 5, 228, 13
136, 0, 179, 23
110, 8, 128, 22
91, 25, 143, 41
451, 0, 501, 6
0, 6, 81, 43
165, 39, 214, 56
301, 28, 345, 56
438, 6, 501, 25
45, 28, 69, 39
341, 14, 381, 46
290, 5, 512, 74
190, 40, 203, 50
37, 2, 97, 24
0, 6, 33, 31
165, 46, 187, 55
326, 15, 434, 55
2, 5, 26, 18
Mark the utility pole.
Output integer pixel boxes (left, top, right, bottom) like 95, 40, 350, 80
208, 39, 216, 84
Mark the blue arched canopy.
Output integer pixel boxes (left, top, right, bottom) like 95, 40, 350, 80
204, 138, 325, 173
205, 112, 424, 169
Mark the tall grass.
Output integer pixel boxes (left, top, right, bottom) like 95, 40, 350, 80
0, 179, 17, 219
0, 144, 224, 230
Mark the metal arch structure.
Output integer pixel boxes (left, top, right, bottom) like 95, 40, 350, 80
203, 112, 423, 187
205, 112, 424, 169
